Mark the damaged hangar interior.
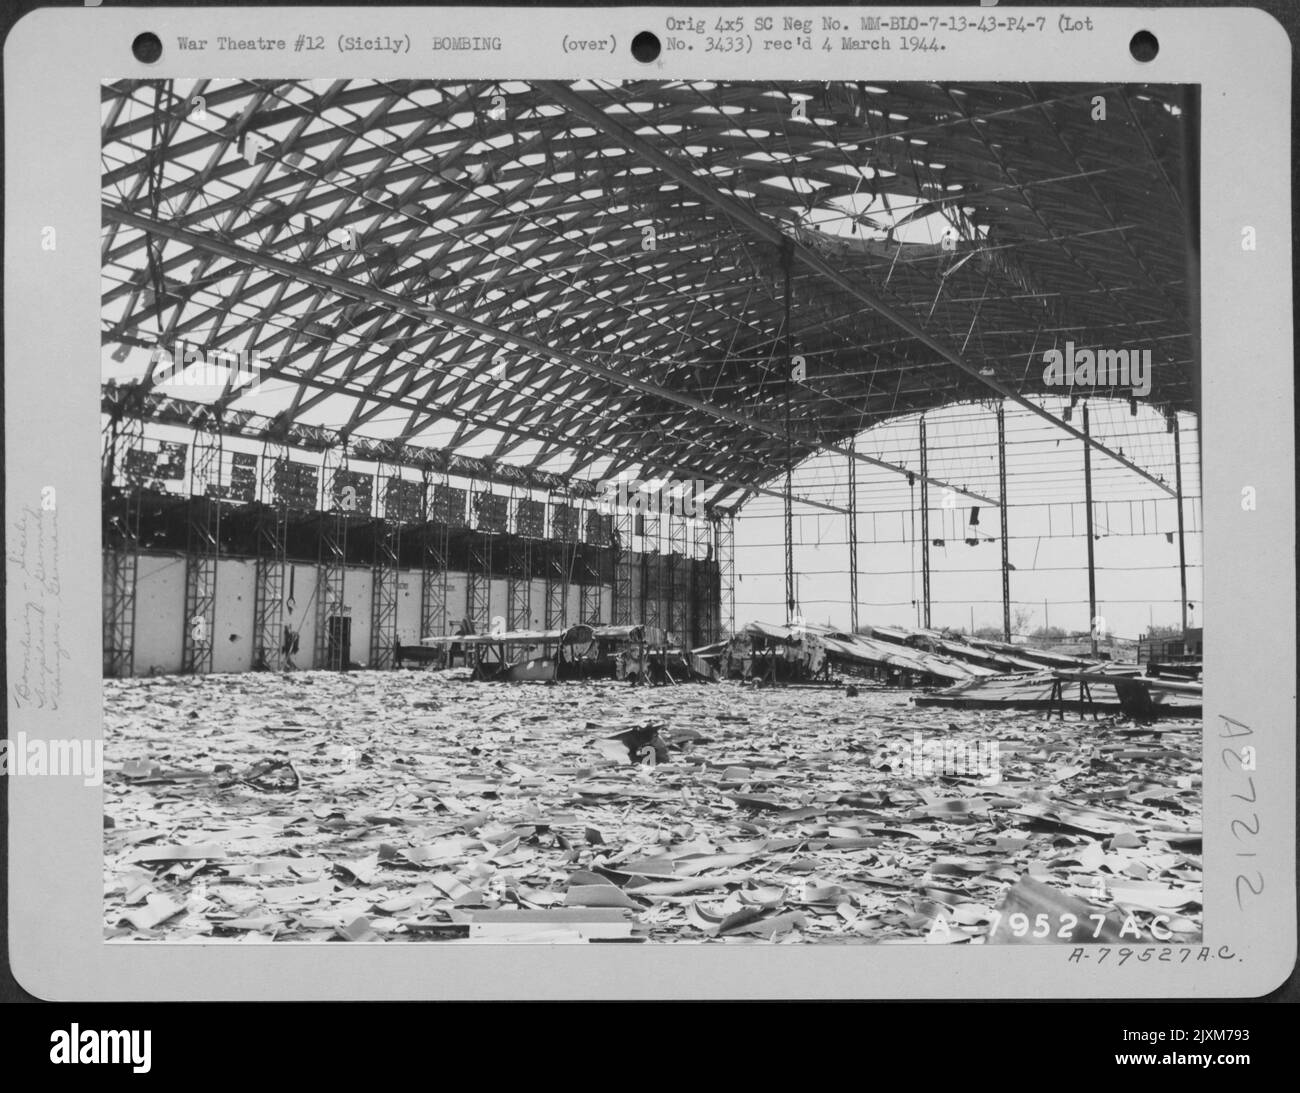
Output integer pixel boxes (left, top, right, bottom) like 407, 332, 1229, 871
102, 79, 1204, 943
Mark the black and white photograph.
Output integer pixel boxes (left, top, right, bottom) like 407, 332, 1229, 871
96, 74, 1208, 947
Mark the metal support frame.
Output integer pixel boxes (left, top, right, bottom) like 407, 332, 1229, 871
181, 426, 221, 674
579, 556, 602, 623
466, 482, 493, 634
717, 514, 735, 637
316, 446, 349, 670
1049, 677, 1100, 721
847, 436, 860, 634
545, 492, 571, 630
1173, 413, 1189, 636
369, 460, 401, 670
919, 416, 931, 629
579, 502, 602, 625
781, 240, 797, 626
102, 412, 146, 678
253, 439, 291, 670
665, 510, 677, 643
642, 504, 662, 631
997, 401, 1012, 642
1082, 403, 1098, 657
420, 470, 451, 642
612, 505, 635, 626
690, 516, 714, 645
668, 510, 690, 650
783, 464, 795, 626
466, 533, 492, 633
506, 495, 533, 647
543, 551, 566, 629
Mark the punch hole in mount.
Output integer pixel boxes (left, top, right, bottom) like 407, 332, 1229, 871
132, 32, 163, 64
631, 31, 661, 63
1129, 30, 1159, 63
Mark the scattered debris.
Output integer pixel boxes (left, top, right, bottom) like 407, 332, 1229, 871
212, 758, 301, 793
104, 670, 1201, 944
602, 723, 671, 765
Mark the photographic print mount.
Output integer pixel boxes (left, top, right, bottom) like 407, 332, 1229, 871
5, 6, 1294, 999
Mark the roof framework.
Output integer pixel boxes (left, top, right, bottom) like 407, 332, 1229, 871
101, 78, 1197, 511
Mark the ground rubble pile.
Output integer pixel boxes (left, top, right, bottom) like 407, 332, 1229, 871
104, 670, 1202, 944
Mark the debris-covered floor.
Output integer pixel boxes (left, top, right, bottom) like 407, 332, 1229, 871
104, 671, 1202, 944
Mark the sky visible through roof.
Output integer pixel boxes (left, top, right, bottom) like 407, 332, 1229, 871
102, 77, 1201, 640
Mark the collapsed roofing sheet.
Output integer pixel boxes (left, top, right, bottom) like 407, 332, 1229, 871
866, 624, 1098, 673
744, 620, 997, 683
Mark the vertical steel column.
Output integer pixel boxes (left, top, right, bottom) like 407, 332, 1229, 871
919, 416, 931, 629
668, 507, 689, 649
782, 239, 796, 627
253, 439, 290, 670
369, 460, 400, 670
420, 470, 451, 641
102, 412, 145, 678
717, 513, 735, 637
612, 499, 634, 626
506, 491, 532, 651
558, 500, 572, 628
847, 436, 860, 633
181, 423, 221, 675
997, 401, 1011, 642
642, 497, 662, 631
783, 468, 795, 626
316, 446, 349, 670
544, 492, 568, 630
580, 559, 602, 623
466, 484, 492, 634
665, 504, 677, 644
1082, 403, 1098, 658
579, 500, 603, 624
1173, 413, 1189, 637
100, 410, 121, 491
690, 514, 711, 645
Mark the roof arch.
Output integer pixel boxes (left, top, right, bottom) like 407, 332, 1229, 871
102, 78, 1197, 510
